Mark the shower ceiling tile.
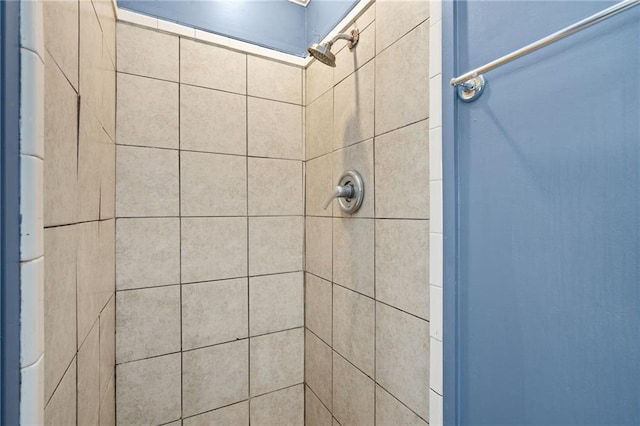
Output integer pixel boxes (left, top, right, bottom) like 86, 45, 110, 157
181, 38, 246, 95
116, 73, 179, 150
117, 23, 179, 82
248, 56, 302, 105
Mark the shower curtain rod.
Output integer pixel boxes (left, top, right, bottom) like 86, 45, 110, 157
450, 0, 640, 88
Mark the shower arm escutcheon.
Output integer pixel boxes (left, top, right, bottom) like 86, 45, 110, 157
323, 170, 364, 214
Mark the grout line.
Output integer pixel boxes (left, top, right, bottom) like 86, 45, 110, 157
372, 26, 377, 423
245, 54, 252, 424
178, 36, 185, 421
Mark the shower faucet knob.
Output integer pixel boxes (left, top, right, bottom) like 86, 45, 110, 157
323, 170, 364, 214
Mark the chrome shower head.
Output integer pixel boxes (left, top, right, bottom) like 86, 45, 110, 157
307, 42, 336, 67
307, 29, 359, 67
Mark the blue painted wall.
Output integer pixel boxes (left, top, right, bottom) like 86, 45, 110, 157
117, 0, 359, 57
444, 1, 640, 424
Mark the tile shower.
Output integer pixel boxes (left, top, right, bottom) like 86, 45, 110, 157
41, 0, 433, 424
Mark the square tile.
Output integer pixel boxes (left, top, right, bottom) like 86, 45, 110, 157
305, 273, 332, 344
44, 225, 77, 402
332, 140, 374, 218
305, 217, 332, 281
116, 145, 179, 217
99, 132, 116, 220
116, 73, 179, 149
250, 272, 303, 336
376, 219, 429, 319
102, 44, 116, 141
181, 39, 246, 94
306, 58, 333, 105
333, 218, 374, 297
333, 60, 375, 149
376, 386, 428, 426
375, 21, 429, 135
305, 154, 333, 217
375, 0, 429, 53
250, 328, 304, 396
376, 302, 429, 419
44, 52, 78, 227
78, 323, 100, 426
305, 386, 332, 426
332, 285, 375, 376
249, 217, 303, 276
116, 285, 181, 363
181, 217, 248, 283
305, 90, 333, 160
248, 56, 302, 104
375, 120, 429, 218
248, 158, 302, 216
181, 151, 247, 216
99, 375, 115, 426
180, 84, 246, 155
248, 97, 302, 160
116, 218, 180, 290
44, 358, 76, 426
183, 340, 248, 416
332, 352, 374, 426
182, 278, 248, 350
117, 23, 179, 81
251, 385, 304, 426
183, 401, 249, 426
44, 0, 78, 89
305, 330, 332, 409
116, 353, 181, 425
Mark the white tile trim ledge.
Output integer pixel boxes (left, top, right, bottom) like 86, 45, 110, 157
20, 0, 46, 424
115, 0, 375, 68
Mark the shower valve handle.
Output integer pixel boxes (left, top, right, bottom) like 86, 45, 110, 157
322, 170, 365, 214
323, 185, 355, 210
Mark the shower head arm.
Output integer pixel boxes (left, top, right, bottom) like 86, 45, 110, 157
328, 29, 359, 49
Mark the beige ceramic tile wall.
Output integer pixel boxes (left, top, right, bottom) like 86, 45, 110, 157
304, 1, 432, 424
115, 23, 305, 425
43, 0, 117, 425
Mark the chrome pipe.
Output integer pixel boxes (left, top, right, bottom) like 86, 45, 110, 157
450, 0, 640, 87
